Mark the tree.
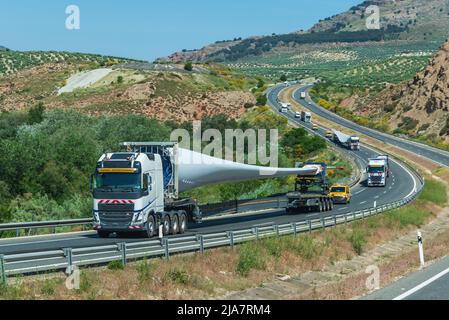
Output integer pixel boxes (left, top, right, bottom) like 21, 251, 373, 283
257, 79, 265, 88
280, 74, 287, 82
117, 76, 124, 84
184, 61, 193, 71
256, 94, 267, 106
28, 102, 45, 125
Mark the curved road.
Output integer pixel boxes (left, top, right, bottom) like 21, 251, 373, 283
0, 86, 420, 261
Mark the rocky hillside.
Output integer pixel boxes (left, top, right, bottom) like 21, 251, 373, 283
310, 0, 449, 42
160, 0, 448, 63
0, 61, 257, 123
363, 39, 449, 138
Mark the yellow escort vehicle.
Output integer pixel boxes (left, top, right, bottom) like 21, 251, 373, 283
329, 184, 351, 204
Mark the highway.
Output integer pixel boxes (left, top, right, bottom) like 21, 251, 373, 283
0, 84, 421, 275
277, 82, 449, 300
291, 84, 449, 168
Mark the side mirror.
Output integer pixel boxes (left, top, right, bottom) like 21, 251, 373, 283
142, 173, 149, 192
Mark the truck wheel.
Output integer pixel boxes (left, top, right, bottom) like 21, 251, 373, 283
162, 215, 171, 236
170, 214, 179, 235
97, 230, 110, 238
145, 215, 156, 238
179, 213, 187, 234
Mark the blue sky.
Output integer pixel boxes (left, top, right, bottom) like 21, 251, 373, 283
0, 0, 362, 61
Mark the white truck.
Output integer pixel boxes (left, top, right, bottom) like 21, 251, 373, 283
92, 142, 202, 238
301, 111, 312, 123
279, 102, 289, 113
91, 142, 322, 238
333, 130, 360, 151
366, 157, 389, 187
300, 92, 306, 99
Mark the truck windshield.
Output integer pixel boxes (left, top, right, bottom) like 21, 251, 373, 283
95, 173, 141, 190
331, 187, 346, 193
368, 167, 384, 174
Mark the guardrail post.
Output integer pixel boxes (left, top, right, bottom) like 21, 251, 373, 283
198, 235, 204, 254
0, 255, 6, 285
164, 238, 170, 260
292, 223, 297, 237
63, 248, 73, 275
275, 225, 279, 237
255, 227, 259, 241
228, 231, 235, 248
344, 214, 348, 225
334, 216, 337, 226
118, 243, 127, 266
16, 228, 20, 238
353, 212, 356, 221
308, 220, 312, 234
362, 211, 365, 219
321, 217, 325, 229
278, 198, 281, 209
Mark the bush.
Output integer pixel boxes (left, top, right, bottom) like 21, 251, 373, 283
137, 259, 153, 281
167, 268, 190, 284
107, 260, 124, 270
350, 228, 366, 255
184, 62, 193, 71
236, 243, 266, 277
256, 94, 267, 106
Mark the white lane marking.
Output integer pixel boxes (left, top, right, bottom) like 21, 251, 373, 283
374, 196, 379, 199
393, 266, 449, 300
354, 188, 367, 195
359, 201, 367, 205
338, 207, 348, 211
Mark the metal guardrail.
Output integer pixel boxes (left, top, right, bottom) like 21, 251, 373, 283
0, 189, 422, 281
0, 196, 289, 238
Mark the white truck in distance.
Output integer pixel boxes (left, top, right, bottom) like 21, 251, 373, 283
300, 92, 306, 99
301, 111, 312, 123
333, 130, 360, 151
279, 102, 290, 113
366, 156, 390, 187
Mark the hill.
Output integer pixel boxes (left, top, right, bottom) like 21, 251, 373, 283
0, 59, 258, 123
362, 39, 449, 141
160, 0, 449, 63
0, 50, 134, 76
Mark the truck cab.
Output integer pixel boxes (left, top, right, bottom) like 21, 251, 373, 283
349, 136, 360, 151
366, 159, 388, 187
92, 143, 201, 238
329, 184, 351, 204
301, 111, 312, 123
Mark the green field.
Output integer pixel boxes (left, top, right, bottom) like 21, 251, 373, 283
229, 41, 438, 88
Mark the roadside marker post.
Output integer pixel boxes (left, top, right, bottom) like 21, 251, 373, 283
0, 254, 6, 285
118, 243, 127, 266
417, 230, 425, 269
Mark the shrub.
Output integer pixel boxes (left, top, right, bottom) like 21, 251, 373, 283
184, 62, 193, 71
236, 243, 266, 277
136, 259, 153, 281
167, 268, 190, 284
107, 260, 124, 270
350, 228, 366, 255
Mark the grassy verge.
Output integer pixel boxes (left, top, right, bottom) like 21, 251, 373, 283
1, 177, 444, 300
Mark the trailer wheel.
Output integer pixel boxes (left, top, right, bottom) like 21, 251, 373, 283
145, 215, 156, 238
179, 212, 187, 234
97, 230, 110, 238
162, 215, 171, 236
170, 213, 179, 235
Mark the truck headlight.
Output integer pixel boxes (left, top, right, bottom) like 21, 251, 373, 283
93, 212, 100, 223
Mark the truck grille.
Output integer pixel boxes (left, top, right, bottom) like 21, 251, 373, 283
98, 203, 135, 225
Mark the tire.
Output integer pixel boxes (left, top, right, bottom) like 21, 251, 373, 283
179, 212, 187, 234
97, 230, 110, 238
162, 215, 171, 236
145, 214, 156, 238
170, 214, 179, 235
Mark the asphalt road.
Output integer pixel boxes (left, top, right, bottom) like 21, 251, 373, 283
363, 253, 449, 300
291, 85, 449, 168
281, 83, 449, 300
0, 84, 420, 276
